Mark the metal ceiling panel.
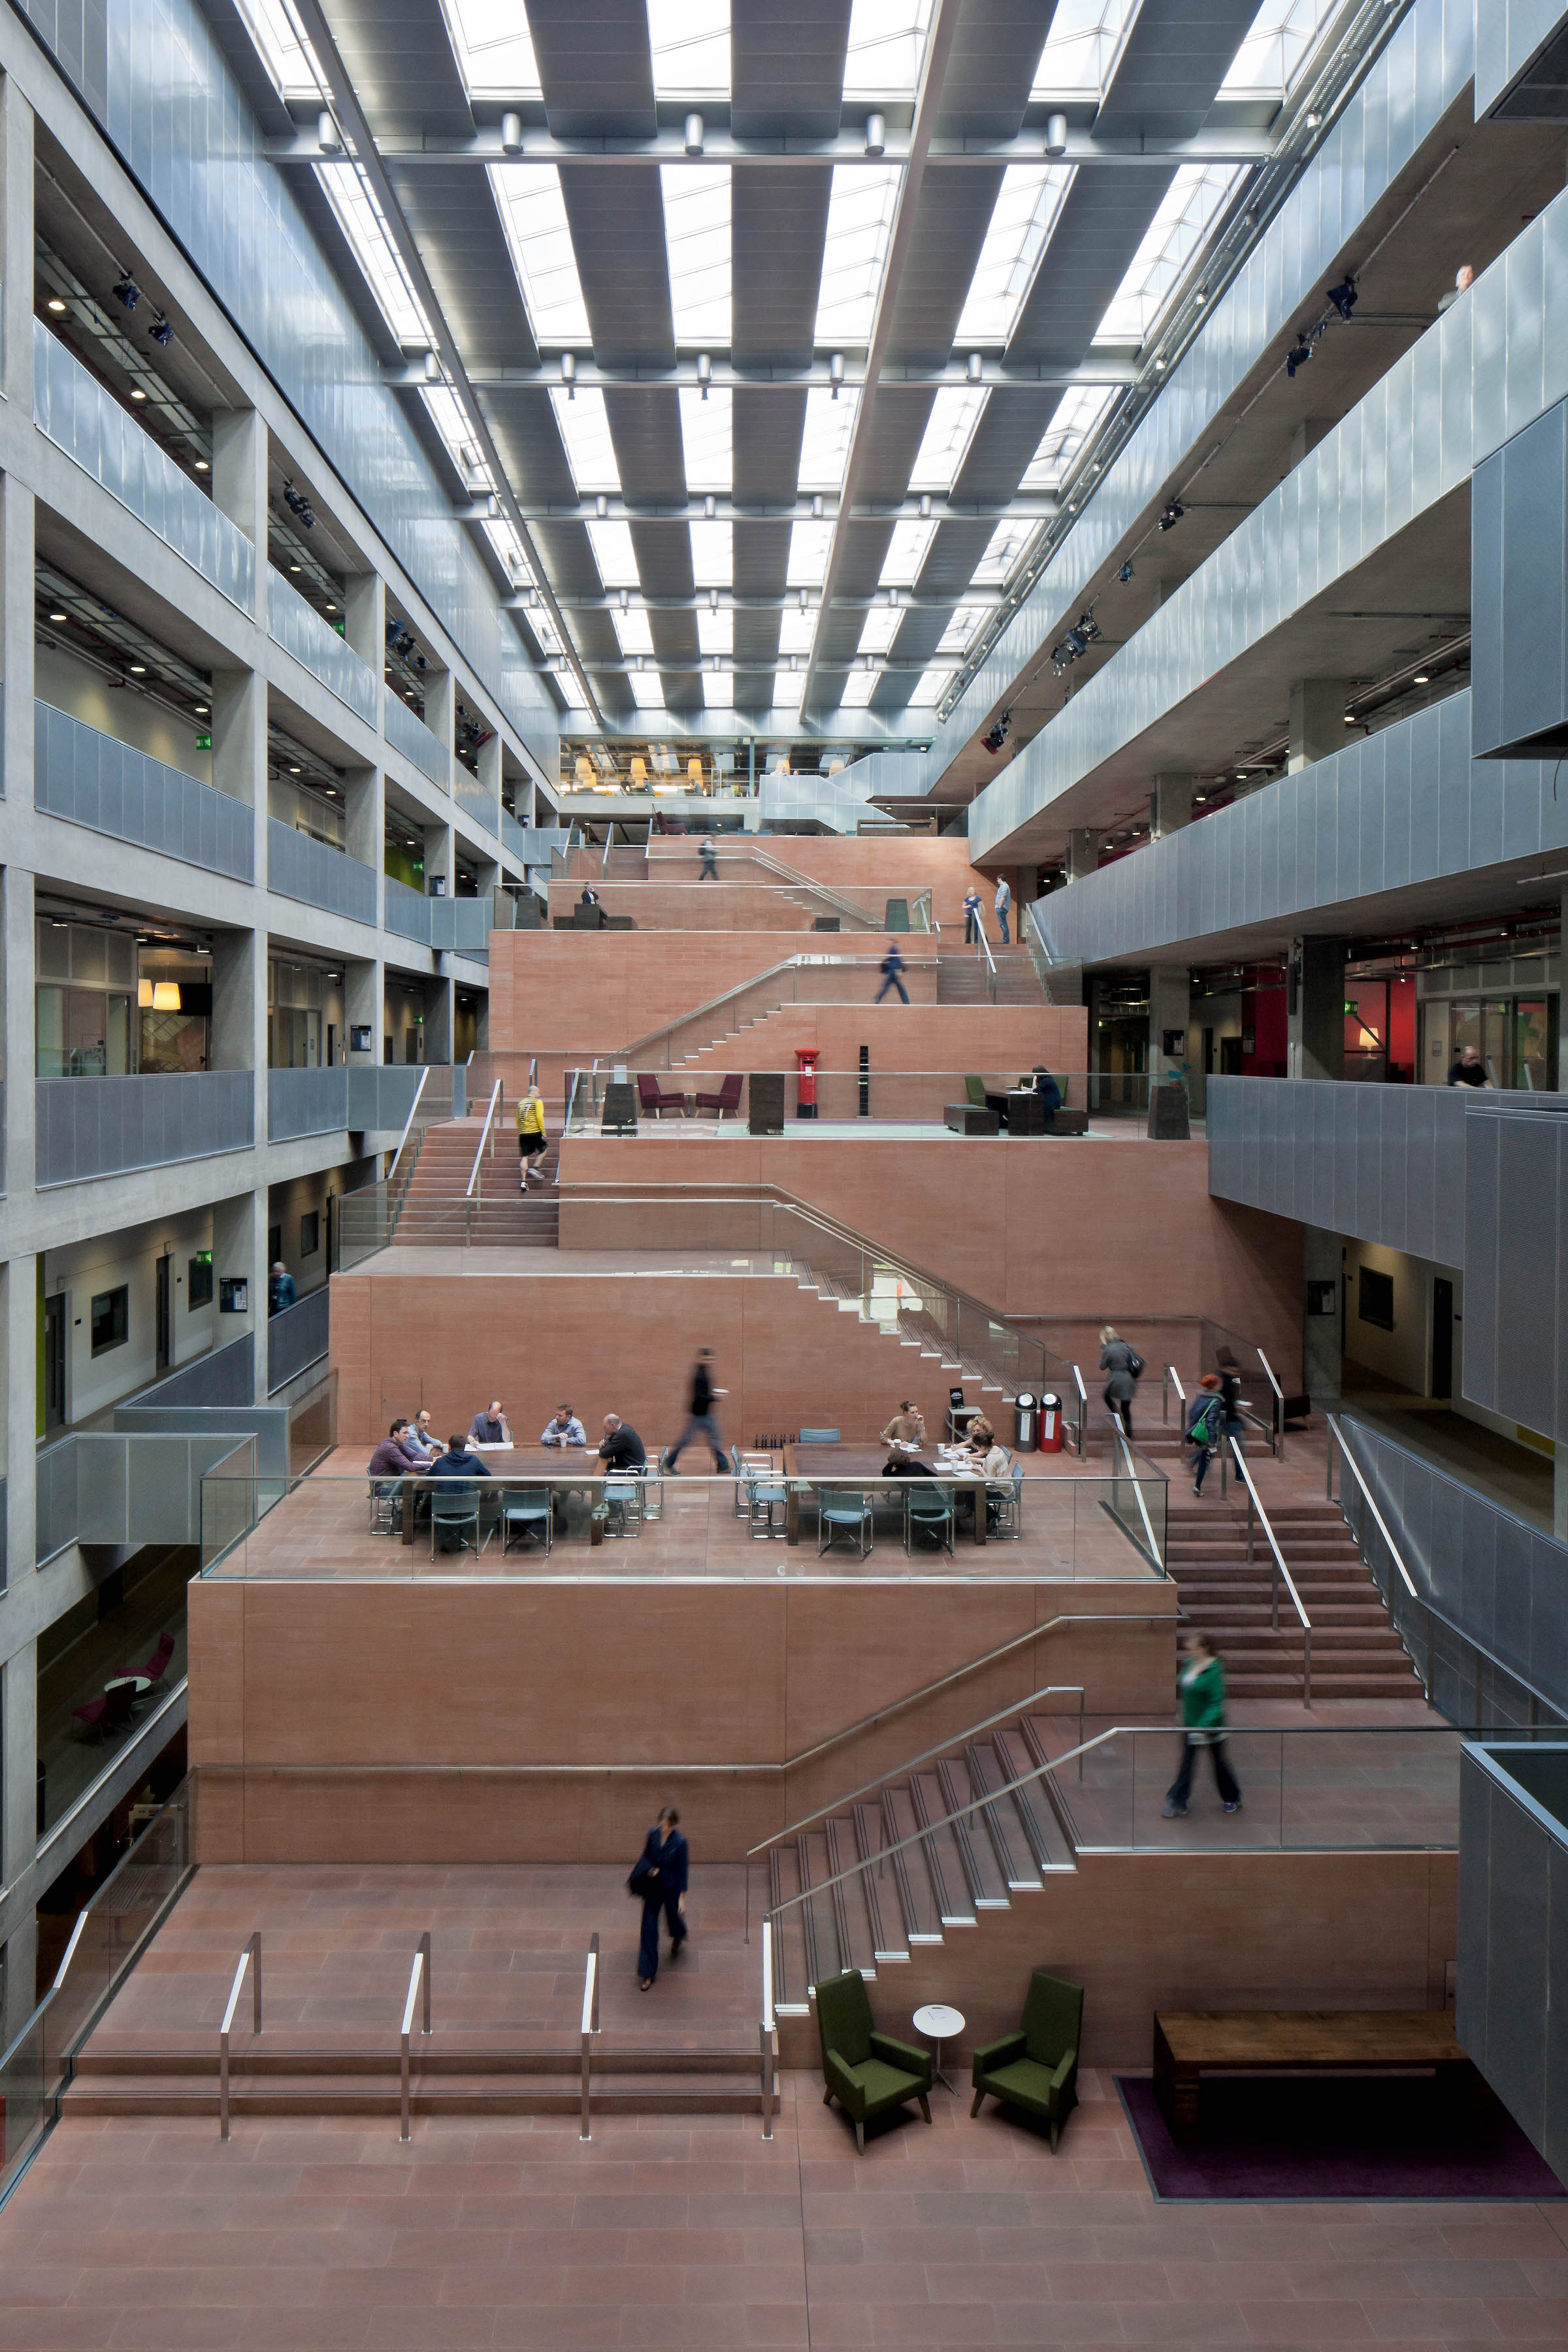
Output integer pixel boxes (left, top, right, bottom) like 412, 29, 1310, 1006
885, 170, 1005, 368
950, 386, 1064, 501
572, 610, 623, 665
935, 0, 1057, 139
833, 521, 897, 600
1095, 0, 1258, 140
629, 521, 695, 600
606, 387, 688, 500
389, 169, 540, 370
732, 169, 834, 368
858, 389, 938, 500
731, 0, 853, 138
560, 168, 676, 367
479, 387, 580, 502
648, 609, 701, 666
734, 390, 808, 505
914, 517, 996, 595
319, 0, 473, 140
732, 520, 793, 596
526, 0, 657, 138
735, 608, 783, 665
661, 669, 705, 713
533, 518, 608, 599
1005, 168, 1175, 367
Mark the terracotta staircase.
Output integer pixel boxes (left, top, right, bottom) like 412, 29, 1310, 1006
937, 946, 1047, 1005
391, 1117, 561, 1247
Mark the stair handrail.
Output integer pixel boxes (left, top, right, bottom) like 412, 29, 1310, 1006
466, 1081, 502, 1199
759, 1923, 776, 2141
1070, 1362, 1088, 1454
616, 951, 937, 1071
399, 1931, 432, 2143
218, 1931, 261, 2142
387, 1065, 431, 1187
971, 921, 998, 1003
1256, 1348, 1287, 1462
1325, 1417, 1419, 1597
655, 837, 912, 930
1161, 1364, 1186, 1422
579, 1931, 600, 2142
1226, 1437, 1313, 1705
1111, 1427, 1166, 1574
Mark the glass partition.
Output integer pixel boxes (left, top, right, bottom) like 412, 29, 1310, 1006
560, 1068, 1158, 1132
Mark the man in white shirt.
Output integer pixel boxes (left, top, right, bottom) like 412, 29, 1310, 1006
994, 875, 1012, 944
540, 1404, 587, 1447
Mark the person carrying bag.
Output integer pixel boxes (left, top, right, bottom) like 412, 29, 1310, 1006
629, 1805, 688, 1989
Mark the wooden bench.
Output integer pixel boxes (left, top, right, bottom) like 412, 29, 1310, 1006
1152, 2009, 1472, 2143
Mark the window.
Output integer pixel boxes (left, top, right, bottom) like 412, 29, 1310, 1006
90, 1286, 129, 1357
300, 1212, 320, 1259
188, 1252, 213, 1310
1357, 1268, 1394, 1332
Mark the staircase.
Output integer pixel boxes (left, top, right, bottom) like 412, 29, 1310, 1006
938, 947, 1047, 1005
1164, 1496, 1422, 1699
392, 1117, 561, 1247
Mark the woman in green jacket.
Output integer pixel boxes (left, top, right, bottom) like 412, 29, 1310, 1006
1162, 1634, 1243, 1817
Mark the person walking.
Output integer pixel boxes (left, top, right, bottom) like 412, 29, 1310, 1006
268, 1261, 295, 1316
874, 939, 909, 1004
664, 1348, 728, 1471
698, 838, 719, 880
1162, 1635, 1243, 1817
1098, 1324, 1143, 1442
517, 1083, 548, 1186
1215, 1347, 1247, 1458
962, 885, 982, 944
994, 874, 1011, 945
1184, 1373, 1226, 1494
1447, 1043, 1492, 1088
632, 1805, 689, 1989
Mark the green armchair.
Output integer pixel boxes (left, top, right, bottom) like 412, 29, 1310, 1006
970, 1969, 1083, 2150
815, 1969, 933, 2152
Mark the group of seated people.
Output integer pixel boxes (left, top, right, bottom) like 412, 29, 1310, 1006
366, 1401, 651, 1539
875, 1399, 1013, 1529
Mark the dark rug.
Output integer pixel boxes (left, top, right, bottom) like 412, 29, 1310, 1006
1115, 2072, 1567, 2201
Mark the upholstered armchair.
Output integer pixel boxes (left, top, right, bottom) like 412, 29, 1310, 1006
815, 1969, 933, 2152
970, 1970, 1082, 2149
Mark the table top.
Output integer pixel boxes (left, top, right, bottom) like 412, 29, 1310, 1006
914, 2004, 965, 2037
787, 1444, 982, 1482
1155, 2010, 1465, 2065
105, 1675, 153, 1695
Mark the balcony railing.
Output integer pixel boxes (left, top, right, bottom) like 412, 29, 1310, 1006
36, 1071, 253, 1186
268, 1285, 331, 1394
384, 687, 449, 789
267, 816, 376, 924
382, 877, 491, 955
268, 1067, 349, 1142
33, 321, 255, 615
37, 700, 254, 881
266, 568, 378, 727
454, 762, 499, 837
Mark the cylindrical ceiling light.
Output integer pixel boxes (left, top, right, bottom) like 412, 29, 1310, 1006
704, 493, 716, 519
865, 112, 885, 156
811, 493, 823, 519
696, 350, 712, 400
829, 351, 845, 400
685, 112, 704, 155
500, 110, 523, 154
595, 493, 608, 518
919, 493, 932, 519
560, 352, 577, 400
966, 351, 983, 383
318, 110, 342, 152
1045, 111, 1068, 157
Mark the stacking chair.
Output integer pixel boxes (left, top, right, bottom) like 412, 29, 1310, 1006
74, 1681, 138, 1742
904, 1482, 955, 1556
502, 1488, 553, 1556
368, 1478, 402, 1535
747, 1465, 789, 1539
988, 1460, 1024, 1539
970, 1970, 1083, 2150
818, 1487, 873, 1559
604, 1478, 643, 1538
799, 1427, 840, 1443
430, 1484, 482, 1558
815, 1969, 932, 2153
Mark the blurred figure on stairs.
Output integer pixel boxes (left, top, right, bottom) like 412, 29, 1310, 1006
632, 1805, 689, 1990
1184, 1375, 1226, 1495
517, 1084, 548, 1186
1163, 1635, 1243, 1818
1098, 1326, 1142, 1441
665, 1349, 728, 1471
875, 940, 909, 1004
698, 838, 719, 880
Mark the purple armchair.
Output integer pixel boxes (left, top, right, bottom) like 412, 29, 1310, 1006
694, 1071, 744, 1122
636, 1073, 687, 1119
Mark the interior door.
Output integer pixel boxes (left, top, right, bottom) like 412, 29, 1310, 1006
1431, 1277, 1454, 1400
43, 1294, 66, 1432
155, 1254, 172, 1374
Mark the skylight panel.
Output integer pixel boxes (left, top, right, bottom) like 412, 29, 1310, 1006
974, 517, 1034, 584
1021, 384, 1118, 487
879, 520, 936, 586
615, 610, 655, 657
490, 167, 591, 345
648, 0, 731, 91
233, 0, 325, 99
678, 387, 732, 493
318, 164, 431, 346
630, 670, 668, 708
1096, 165, 1240, 345
787, 522, 834, 587
955, 167, 1075, 345
484, 517, 532, 584
702, 666, 736, 708
688, 521, 733, 586
662, 167, 731, 345
778, 608, 815, 654
772, 670, 806, 707
937, 604, 985, 655
909, 388, 988, 493
857, 608, 902, 653
421, 384, 487, 484
840, 669, 880, 706
555, 667, 591, 710
587, 520, 640, 585
909, 666, 955, 704
816, 168, 902, 346
1031, 0, 1138, 93
844, 0, 934, 97
1223, 0, 1339, 91
439, 0, 541, 93
551, 389, 621, 494
797, 388, 859, 491
697, 609, 733, 656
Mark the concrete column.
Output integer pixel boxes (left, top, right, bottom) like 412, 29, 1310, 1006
421, 973, 454, 1064
210, 921, 267, 1403
0, 1902, 38, 2053
1302, 1226, 1343, 1412
344, 570, 384, 672
1149, 965, 1190, 1075
1150, 775, 1194, 838
1288, 680, 1351, 772
212, 406, 268, 544
424, 666, 455, 771
1, 73, 35, 416
477, 730, 503, 835
1288, 936, 1347, 1079
1560, 891, 1568, 1094
212, 1188, 268, 1402
344, 956, 381, 1065
423, 816, 454, 896
344, 762, 382, 893
1554, 1449, 1568, 1543
2, 1637, 37, 1916
1066, 828, 1098, 881
0, 1252, 37, 1620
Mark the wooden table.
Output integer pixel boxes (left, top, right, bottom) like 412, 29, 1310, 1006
397, 1445, 605, 1544
781, 1444, 988, 1545
1152, 2009, 1473, 2144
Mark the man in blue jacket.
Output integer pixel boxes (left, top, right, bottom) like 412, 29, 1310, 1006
634, 1805, 689, 1989
427, 1432, 491, 1551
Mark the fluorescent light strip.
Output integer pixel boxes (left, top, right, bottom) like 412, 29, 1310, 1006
490, 166, 592, 345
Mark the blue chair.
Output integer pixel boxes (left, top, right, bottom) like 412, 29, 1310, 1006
904, 1482, 955, 1557
430, 1484, 482, 1558
818, 1487, 873, 1559
800, 1427, 841, 1444
987, 1461, 1024, 1539
604, 1478, 642, 1537
502, 1487, 552, 1556
747, 1469, 789, 1539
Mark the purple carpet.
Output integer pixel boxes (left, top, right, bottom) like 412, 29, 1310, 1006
1116, 2072, 1567, 2201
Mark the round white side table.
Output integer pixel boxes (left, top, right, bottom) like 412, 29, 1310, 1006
913, 2002, 965, 2094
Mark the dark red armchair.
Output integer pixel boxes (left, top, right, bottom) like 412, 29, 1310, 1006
694, 1071, 743, 1122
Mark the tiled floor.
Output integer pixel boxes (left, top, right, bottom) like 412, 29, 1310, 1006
4, 2072, 1564, 2350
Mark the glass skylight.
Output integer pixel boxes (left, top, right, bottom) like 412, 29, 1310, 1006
777, 608, 815, 655
857, 608, 902, 653
1223, 0, 1340, 91
937, 603, 986, 654
614, 612, 655, 659
840, 670, 880, 707
648, 0, 731, 91
974, 517, 1034, 585
587, 519, 640, 585
843, 0, 934, 97
879, 520, 936, 586
772, 670, 806, 707
233, 0, 325, 100
955, 167, 1075, 345
662, 167, 731, 345
1031, 0, 1138, 93
483, 517, 532, 584
688, 520, 733, 585
318, 163, 431, 346
702, 666, 736, 707
1096, 165, 1240, 344
490, 167, 592, 345
797, 388, 860, 491
787, 522, 834, 587
1020, 384, 1119, 488
697, 610, 734, 656
908, 666, 955, 704
909, 387, 988, 493
630, 670, 668, 708
816, 168, 901, 346
439, 0, 541, 93
555, 667, 591, 710
551, 389, 621, 494
678, 387, 732, 493
421, 384, 484, 482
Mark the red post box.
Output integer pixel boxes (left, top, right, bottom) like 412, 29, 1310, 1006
794, 1046, 819, 1119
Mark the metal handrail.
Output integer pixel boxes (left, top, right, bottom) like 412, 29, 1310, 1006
759, 1921, 776, 2141
972, 921, 998, 1002
1227, 1438, 1313, 1705
1070, 1362, 1088, 1453
614, 953, 937, 1071
579, 1933, 600, 2142
1162, 1364, 1186, 1422
1256, 1348, 1287, 1461
399, 1932, 432, 2142
1326, 1418, 1419, 1597
1111, 1429, 1165, 1573
387, 1065, 430, 1187
218, 1932, 261, 2142
466, 1081, 502, 1198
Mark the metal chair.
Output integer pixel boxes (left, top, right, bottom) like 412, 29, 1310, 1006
904, 1482, 955, 1557
799, 1427, 841, 1444
368, 1478, 402, 1535
502, 1487, 553, 1556
988, 1462, 1024, 1540
430, 1484, 483, 1558
818, 1486, 873, 1559
637, 1467, 664, 1522
747, 1469, 789, 1539
604, 1478, 642, 1537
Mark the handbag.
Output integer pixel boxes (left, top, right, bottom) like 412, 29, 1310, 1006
627, 1859, 659, 1901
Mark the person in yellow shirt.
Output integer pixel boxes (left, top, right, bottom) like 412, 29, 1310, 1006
517, 1085, 548, 1186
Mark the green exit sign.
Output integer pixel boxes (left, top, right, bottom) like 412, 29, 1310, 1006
196, 732, 212, 749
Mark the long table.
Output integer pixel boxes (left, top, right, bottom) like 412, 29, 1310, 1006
780, 1443, 989, 1546
1152, 2009, 1473, 2143
394, 1443, 614, 1544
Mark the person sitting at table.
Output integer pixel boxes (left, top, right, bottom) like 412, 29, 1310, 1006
879, 1400, 926, 1449
427, 1431, 492, 1550
541, 1403, 587, 1447
367, 1420, 415, 1477
470, 1401, 510, 1445
598, 1413, 646, 1471
405, 1408, 441, 1460
963, 1417, 1013, 1531
1028, 1066, 1062, 1114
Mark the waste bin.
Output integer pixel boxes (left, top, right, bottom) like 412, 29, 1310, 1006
1038, 1392, 1064, 1452
1013, 1392, 1039, 1452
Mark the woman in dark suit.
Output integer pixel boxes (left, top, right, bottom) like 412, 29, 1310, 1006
634, 1805, 689, 1989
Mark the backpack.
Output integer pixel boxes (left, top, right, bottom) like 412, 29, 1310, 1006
1188, 1394, 1224, 1446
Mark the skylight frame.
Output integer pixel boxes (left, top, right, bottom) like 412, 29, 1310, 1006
1020, 385, 1120, 490
489, 165, 593, 347
647, 0, 732, 93
678, 387, 733, 494
661, 166, 732, 348
438, 0, 542, 95
317, 161, 431, 348
954, 166, 1077, 346
1030, 0, 1139, 96
909, 387, 989, 494
1094, 164, 1241, 348
551, 388, 623, 495
878, 519, 937, 588
1222, 0, 1344, 93
233, 0, 325, 101
815, 166, 902, 347
796, 388, 860, 493
586, 519, 640, 587
843, 0, 935, 99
